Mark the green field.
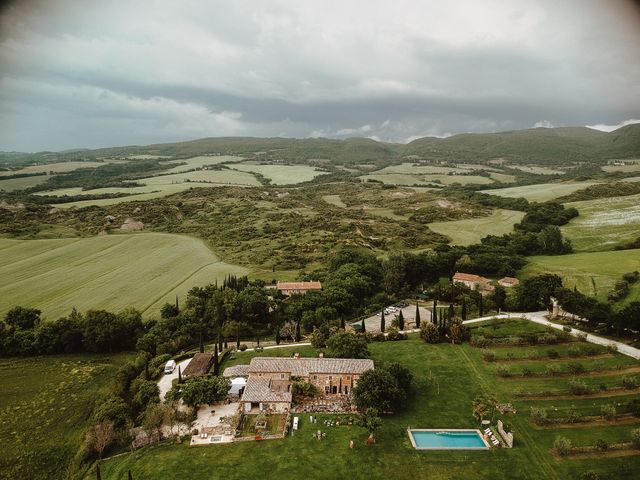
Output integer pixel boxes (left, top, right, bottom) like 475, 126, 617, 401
373, 163, 473, 175
0, 353, 131, 479
512, 166, 566, 175
361, 173, 494, 186
37, 169, 260, 208
0, 175, 49, 191
322, 194, 347, 208
428, 209, 525, 246
521, 249, 640, 303
561, 193, 640, 251
480, 181, 600, 202
229, 163, 329, 185
162, 155, 244, 174
100, 320, 640, 480
0, 233, 247, 320
0, 160, 113, 176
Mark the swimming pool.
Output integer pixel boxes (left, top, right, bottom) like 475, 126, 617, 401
408, 429, 489, 450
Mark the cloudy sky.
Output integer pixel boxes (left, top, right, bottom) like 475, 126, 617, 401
1, 0, 639, 151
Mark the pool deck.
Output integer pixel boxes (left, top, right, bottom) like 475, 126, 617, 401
407, 428, 490, 450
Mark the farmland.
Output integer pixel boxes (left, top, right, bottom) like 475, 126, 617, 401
0, 353, 132, 479
480, 181, 600, 202
521, 249, 640, 303
0, 233, 247, 320
360, 172, 494, 186
0, 175, 49, 191
229, 163, 329, 185
561, 193, 640, 252
0, 160, 113, 176
427, 209, 525, 246
100, 320, 640, 480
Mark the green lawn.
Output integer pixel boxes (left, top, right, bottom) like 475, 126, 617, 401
428, 209, 525, 246
0, 353, 131, 479
521, 249, 640, 304
99, 321, 640, 480
561, 194, 640, 252
0, 233, 247, 320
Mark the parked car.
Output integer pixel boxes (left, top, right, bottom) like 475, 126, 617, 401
164, 359, 177, 374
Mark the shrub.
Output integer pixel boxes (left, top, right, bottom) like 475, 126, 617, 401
567, 346, 581, 357
420, 322, 441, 344
599, 383, 608, 392
526, 334, 538, 345
622, 375, 639, 389
496, 365, 511, 378
628, 399, 640, 417
576, 332, 588, 342
482, 350, 496, 362
522, 366, 534, 377
568, 379, 590, 395
547, 349, 559, 359
239, 344, 248, 351
595, 439, 608, 452
553, 436, 572, 456
470, 335, 490, 348
567, 362, 585, 374
530, 407, 548, 425
309, 328, 327, 348
584, 346, 598, 356
601, 404, 616, 420
546, 364, 561, 376
506, 352, 515, 361
592, 360, 605, 371
606, 344, 618, 353
566, 406, 582, 424
632, 428, 640, 449
562, 326, 572, 333
539, 333, 557, 345
507, 336, 524, 345
326, 331, 370, 358
386, 327, 406, 342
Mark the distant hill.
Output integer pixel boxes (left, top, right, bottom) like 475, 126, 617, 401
399, 125, 640, 165
4, 124, 639, 167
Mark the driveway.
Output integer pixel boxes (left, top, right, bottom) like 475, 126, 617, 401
158, 357, 192, 401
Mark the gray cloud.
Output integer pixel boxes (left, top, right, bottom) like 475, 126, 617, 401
0, 0, 639, 151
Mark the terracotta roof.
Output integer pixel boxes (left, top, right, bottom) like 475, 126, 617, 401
222, 365, 250, 378
240, 377, 292, 403
277, 281, 322, 291
453, 272, 491, 284
498, 277, 520, 285
247, 357, 374, 376
182, 353, 213, 377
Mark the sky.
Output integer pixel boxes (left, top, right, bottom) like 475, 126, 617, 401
0, 0, 639, 152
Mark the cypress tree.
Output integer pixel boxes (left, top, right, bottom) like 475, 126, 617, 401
461, 298, 467, 321
398, 310, 405, 331
415, 302, 421, 328
340, 317, 345, 330
479, 294, 484, 316
380, 309, 386, 333
236, 323, 240, 350
213, 344, 219, 375
178, 365, 182, 384
275, 327, 281, 345
361, 317, 366, 333
295, 320, 301, 342
175, 295, 179, 312
199, 327, 204, 353
449, 303, 455, 320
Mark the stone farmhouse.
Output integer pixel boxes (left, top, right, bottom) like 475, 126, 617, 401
276, 281, 322, 296
452, 272, 494, 293
223, 355, 374, 414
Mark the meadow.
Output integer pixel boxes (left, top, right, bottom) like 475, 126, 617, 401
99, 319, 640, 480
229, 163, 329, 185
480, 181, 600, 202
0, 160, 113, 176
161, 155, 244, 174
0, 233, 247, 320
512, 166, 566, 175
521, 249, 640, 303
0, 174, 49, 191
561, 194, 640, 252
360, 172, 494, 186
427, 209, 525, 246
0, 353, 132, 479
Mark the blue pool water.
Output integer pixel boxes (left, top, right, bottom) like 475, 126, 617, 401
409, 429, 488, 449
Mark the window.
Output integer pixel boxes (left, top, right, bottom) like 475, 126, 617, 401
329, 376, 332, 380
347, 376, 351, 380
313, 375, 317, 380
280, 374, 285, 379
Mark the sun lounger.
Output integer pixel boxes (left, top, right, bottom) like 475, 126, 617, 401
492, 438, 499, 445
484, 428, 492, 434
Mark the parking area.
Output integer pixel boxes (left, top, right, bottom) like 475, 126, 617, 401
356, 304, 433, 333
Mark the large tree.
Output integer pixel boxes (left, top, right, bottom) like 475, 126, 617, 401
180, 376, 230, 407
352, 368, 405, 413
325, 331, 369, 359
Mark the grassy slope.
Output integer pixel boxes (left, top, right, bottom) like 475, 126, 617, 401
428, 209, 525, 246
99, 322, 640, 480
479, 181, 600, 202
229, 164, 329, 185
521, 249, 640, 304
0, 233, 247, 320
561, 193, 640, 252
0, 353, 131, 479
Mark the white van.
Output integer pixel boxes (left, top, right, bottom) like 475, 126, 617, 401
164, 359, 176, 374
